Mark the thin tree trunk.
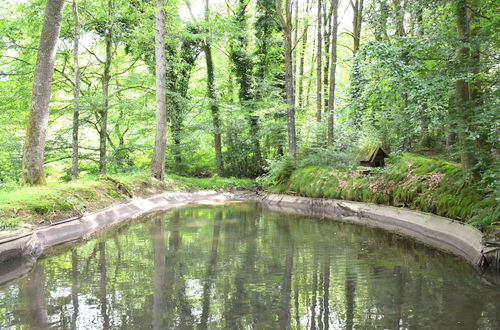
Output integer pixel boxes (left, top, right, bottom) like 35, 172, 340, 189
351, 0, 364, 53
323, 2, 333, 117
71, 0, 80, 180
99, 0, 112, 175
293, 0, 298, 83
276, 0, 297, 157
327, 0, 338, 145
316, 0, 322, 122
455, 0, 476, 175
306, 28, 316, 107
297, 0, 311, 108
203, 44, 223, 173
22, 0, 66, 185
151, 0, 168, 180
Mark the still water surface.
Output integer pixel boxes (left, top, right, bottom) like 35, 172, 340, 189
0, 202, 499, 329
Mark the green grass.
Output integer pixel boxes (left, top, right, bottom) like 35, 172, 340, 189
0, 171, 256, 230
0, 217, 21, 229
265, 153, 498, 230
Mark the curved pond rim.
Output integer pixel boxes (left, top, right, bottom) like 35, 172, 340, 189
0, 190, 498, 287
257, 193, 499, 273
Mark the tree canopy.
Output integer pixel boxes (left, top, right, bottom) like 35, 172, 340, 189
0, 0, 498, 191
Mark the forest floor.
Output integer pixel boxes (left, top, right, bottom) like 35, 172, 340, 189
265, 153, 499, 233
0, 172, 255, 237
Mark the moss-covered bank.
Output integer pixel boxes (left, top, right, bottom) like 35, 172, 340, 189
266, 153, 498, 230
0, 172, 255, 234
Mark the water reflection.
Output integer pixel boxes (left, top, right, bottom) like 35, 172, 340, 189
0, 202, 499, 329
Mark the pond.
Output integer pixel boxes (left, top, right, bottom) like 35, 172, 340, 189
0, 202, 499, 329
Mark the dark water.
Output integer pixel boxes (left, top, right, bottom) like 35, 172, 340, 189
0, 202, 499, 329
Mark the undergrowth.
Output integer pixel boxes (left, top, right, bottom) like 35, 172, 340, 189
262, 153, 498, 229
0, 172, 256, 231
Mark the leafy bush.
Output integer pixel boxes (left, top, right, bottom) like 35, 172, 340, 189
257, 156, 296, 188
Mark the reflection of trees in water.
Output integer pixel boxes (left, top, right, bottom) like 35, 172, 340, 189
98, 242, 110, 330
1, 204, 499, 328
71, 250, 79, 329
151, 218, 166, 330
199, 210, 222, 329
23, 263, 48, 329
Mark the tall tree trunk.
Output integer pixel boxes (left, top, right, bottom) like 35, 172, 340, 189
276, 0, 297, 157
306, 27, 316, 107
455, 0, 477, 176
22, 0, 66, 185
71, 0, 80, 180
151, 0, 168, 180
293, 0, 299, 82
327, 0, 339, 145
203, 0, 223, 173
316, 0, 322, 122
203, 44, 223, 173
99, 0, 112, 175
351, 0, 364, 53
297, 0, 311, 108
323, 2, 333, 117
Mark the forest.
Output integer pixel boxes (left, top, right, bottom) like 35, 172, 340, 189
0, 0, 498, 226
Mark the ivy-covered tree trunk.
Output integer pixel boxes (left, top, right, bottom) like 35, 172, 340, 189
71, 0, 80, 181
231, 0, 262, 172
151, 0, 167, 180
204, 44, 223, 174
204, 0, 223, 174
276, 0, 297, 157
327, 0, 338, 145
22, 0, 66, 185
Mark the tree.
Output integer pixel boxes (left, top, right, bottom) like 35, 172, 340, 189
276, 0, 297, 157
99, 0, 113, 175
351, 0, 364, 53
71, 0, 81, 180
22, 0, 66, 185
316, 0, 322, 123
203, 0, 223, 173
327, 0, 338, 145
151, 0, 168, 180
454, 0, 477, 176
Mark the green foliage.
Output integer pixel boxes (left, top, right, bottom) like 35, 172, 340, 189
0, 216, 21, 229
265, 153, 498, 229
169, 174, 256, 191
257, 156, 296, 189
0, 171, 256, 229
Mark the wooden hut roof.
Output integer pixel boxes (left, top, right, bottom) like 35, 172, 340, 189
356, 145, 389, 162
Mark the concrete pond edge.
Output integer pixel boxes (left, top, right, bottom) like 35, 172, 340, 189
0, 190, 236, 287
258, 193, 500, 273
1, 190, 498, 287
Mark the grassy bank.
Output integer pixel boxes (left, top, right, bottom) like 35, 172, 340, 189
0, 172, 255, 233
264, 153, 498, 230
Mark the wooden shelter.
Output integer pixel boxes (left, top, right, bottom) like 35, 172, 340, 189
357, 145, 389, 167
